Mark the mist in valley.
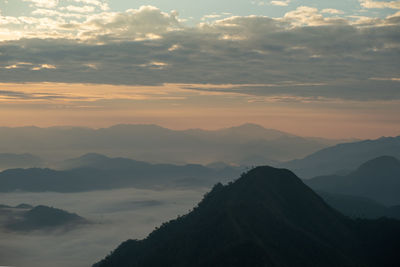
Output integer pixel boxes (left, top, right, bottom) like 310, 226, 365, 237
0, 187, 207, 267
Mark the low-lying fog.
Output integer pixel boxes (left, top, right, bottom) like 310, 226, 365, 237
0, 187, 208, 267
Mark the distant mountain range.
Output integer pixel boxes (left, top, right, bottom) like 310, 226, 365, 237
0, 204, 88, 232
305, 156, 400, 206
0, 124, 398, 180
0, 154, 243, 192
0, 124, 341, 165
279, 136, 400, 178
93, 166, 400, 267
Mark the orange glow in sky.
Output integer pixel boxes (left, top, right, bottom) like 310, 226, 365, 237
0, 82, 398, 139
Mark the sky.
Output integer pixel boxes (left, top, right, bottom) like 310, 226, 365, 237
0, 0, 399, 138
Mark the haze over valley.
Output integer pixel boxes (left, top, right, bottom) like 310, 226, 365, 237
0, 130, 399, 266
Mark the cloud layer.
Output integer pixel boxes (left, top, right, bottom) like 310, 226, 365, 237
0, 187, 206, 267
1, 4, 399, 102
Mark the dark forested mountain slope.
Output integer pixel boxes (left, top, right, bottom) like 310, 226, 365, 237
306, 156, 400, 205
94, 166, 400, 267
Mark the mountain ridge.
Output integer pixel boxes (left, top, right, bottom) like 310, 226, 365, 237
93, 166, 400, 267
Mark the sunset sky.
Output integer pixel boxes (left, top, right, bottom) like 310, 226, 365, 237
0, 0, 399, 138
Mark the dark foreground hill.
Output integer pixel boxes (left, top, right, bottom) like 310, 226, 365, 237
93, 166, 400, 267
306, 156, 400, 205
280, 136, 400, 178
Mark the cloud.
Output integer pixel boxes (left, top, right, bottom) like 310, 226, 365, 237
0, 5, 182, 41
251, 0, 290, 6
32, 8, 85, 18
60, 5, 96, 13
0, 6, 399, 102
182, 79, 400, 101
71, 0, 109, 11
282, 6, 348, 26
23, 0, 59, 8
73, 6, 182, 41
31, 64, 56, 70
201, 14, 222, 21
360, 0, 400, 9
0, 88, 86, 101
0, 187, 206, 267
321, 8, 345, 14
271, 0, 291, 7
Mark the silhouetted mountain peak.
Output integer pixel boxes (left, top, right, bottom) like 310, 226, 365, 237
209, 166, 347, 228
238, 166, 324, 196
226, 167, 308, 204
203, 166, 304, 201
95, 166, 376, 267
237, 166, 298, 185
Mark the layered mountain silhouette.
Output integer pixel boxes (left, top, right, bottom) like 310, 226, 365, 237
0, 154, 242, 192
306, 156, 400, 205
0, 204, 88, 232
0, 124, 338, 165
93, 166, 400, 267
280, 136, 400, 178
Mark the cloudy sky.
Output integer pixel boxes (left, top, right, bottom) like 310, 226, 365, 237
0, 0, 399, 138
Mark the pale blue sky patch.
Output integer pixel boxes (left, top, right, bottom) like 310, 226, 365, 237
0, 0, 398, 22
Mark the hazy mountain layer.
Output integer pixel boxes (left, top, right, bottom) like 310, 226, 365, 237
94, 166, 400, 267
0, 154, 242, 192
0, 124, 338, 165
280, 136, 400, 178
306, 156, 400, 205
317, 191, 400, 219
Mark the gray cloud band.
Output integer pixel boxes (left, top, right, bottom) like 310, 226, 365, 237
0, 7, 399, 101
